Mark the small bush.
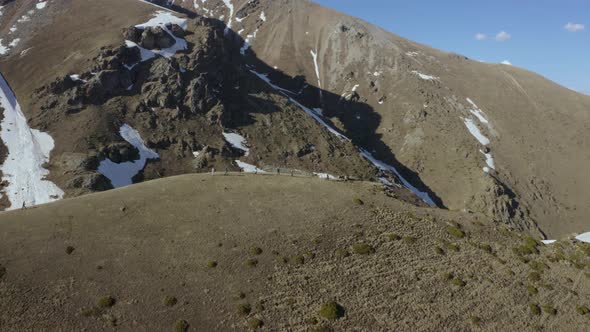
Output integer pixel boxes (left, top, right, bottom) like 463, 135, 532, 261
470, 316, 481, 324
0, 265, 6, 279
442, 240, 460, 252
163, 296, 178, 307
246, 259, 259, 267
66, 246, 75, 255
542, 305, 557, 315
353, 198, 364, 205
292, 255, 305, 265
207, 261, 218, 268
237, 303, 252, 316
277, 256, 289, 264
250, 247, 263, 255
514, 237, 541, 256
386, 233, 402, 241
529, 261, 549, 272
528, 272, 542, 282
97, 296, 116, 308
403, 236, 417, 244
529, 303, 541, 316
174, 319, 189, 332
442, 272, 454, 280
527, 285, 538, 295
248, 318, 264, 329
451, 278, 466, 287
434, 246, 445, 255
335, 249, 350, 258
576, 305, 590, 315
446, 226, 466, 239
352, 243, 375, 255
319, 301, 345, 320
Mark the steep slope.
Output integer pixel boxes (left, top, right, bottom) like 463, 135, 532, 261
1, 174, 590, 331
0, 0, 589, 238
186, 0, 590, 237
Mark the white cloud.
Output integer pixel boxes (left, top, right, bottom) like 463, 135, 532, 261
501, 60, 512, 65
495, 31, 511, 42
475, 33, 487, 41
564, 22, 585, 32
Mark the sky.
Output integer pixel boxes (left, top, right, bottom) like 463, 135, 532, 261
314, 0, 589, 94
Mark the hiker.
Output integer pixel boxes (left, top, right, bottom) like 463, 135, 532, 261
224, 167, 228, 176
211, 167, 215, 175
291, 170, 294, 177
21, 201, 26, 210
277, 168, 280, 175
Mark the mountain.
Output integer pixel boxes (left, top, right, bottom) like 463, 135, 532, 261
1, 0, 590, 330
2, 0, 589, 239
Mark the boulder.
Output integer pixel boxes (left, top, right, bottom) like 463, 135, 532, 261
141, 26, 176, 50
123, 26, 142, 43
166, 23, 185, 38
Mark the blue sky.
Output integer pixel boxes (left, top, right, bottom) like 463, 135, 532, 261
314, 0, 589, 94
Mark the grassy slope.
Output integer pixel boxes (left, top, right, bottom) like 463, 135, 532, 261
0, 174, 589, 331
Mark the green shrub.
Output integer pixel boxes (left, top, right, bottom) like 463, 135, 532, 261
529, 261, 549, 272
353, 198, 364, 205
335, 249, 350, 258
527, 285, 538, 295
237, 303, 252, 316
292, 255, 305, 265
97, 296, 116, 308
403, 236, 417, 244
246, 259, 259, 267
542, 305, 557, 315
163, 296, 178, 307
174, 319, 189, 332
576, 305, 590, 315
446, 226, 466, 239
319, 301, 345, 320
66, 246, 75, 255
352, 243, 375, 255
528, 272, 542, 282
470, 316, 481, 324
0, 265, 5, 279
434, 246, 445, 255
442, 240, 460, 252
529, 303, 541, 316
442, 272, 454, 280
250, 247, 263, 255
451, 278, 466, 287
248, 318, 264, 329
386, 233, 401, 241
207, 260, 218, 268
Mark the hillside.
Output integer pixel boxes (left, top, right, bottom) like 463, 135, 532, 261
1, 173, 590, 331
0, 0, 588, 239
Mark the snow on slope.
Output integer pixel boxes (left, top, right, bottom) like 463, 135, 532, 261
0, 73, 63, 209
221, 0, 234, 34
124, 11, 187, 68
223, 132, 250, 156
98, 124, 159, 188
463, 118, 490, 146
412, 71, 438, 81
249, 70, 437, 206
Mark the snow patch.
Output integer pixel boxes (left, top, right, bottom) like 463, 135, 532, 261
221, 0, 234, 35
36, 1, 47, 10
223, 132, 249, 156
0, 73, 64, 209
463, 118, 490, 145
480, 150, 495, 170
576, 232, 590, 243
412, 71, 438, 81
235, 160, 265, 173
314, 172, 337, 180
125, 11, 188, 66
97, 124, 159, 188
8, 39, 20, 48
310, 50, 322, 89
501, 60, 512, 65
541, 240, 557, 245
240, 29, 258, 55
0, 40, 8, 55
70, 74, 87, 83
259, 11, 266, 22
